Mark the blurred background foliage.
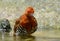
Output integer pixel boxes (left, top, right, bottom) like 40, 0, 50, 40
0, 0, 60, 31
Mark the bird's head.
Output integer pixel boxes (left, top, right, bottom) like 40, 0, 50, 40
25, 7, 34, 16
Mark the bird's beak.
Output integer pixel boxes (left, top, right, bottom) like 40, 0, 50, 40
30, 13, 34, 16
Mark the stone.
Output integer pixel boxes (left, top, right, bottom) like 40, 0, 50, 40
0, 19, 11, 32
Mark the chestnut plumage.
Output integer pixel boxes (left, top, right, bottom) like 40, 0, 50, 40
14, 7, 37, 35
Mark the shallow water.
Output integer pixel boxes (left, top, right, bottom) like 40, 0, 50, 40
0, 29, 60, 41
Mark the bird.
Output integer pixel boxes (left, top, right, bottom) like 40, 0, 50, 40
14, 7, 38, 36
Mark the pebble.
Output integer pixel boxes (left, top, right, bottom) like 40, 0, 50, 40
0, 19, 11, 32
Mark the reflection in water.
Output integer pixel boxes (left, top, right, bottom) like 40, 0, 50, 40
13, 35, 35, 41
0, 32, 60, 41
0, 29, 5, 41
